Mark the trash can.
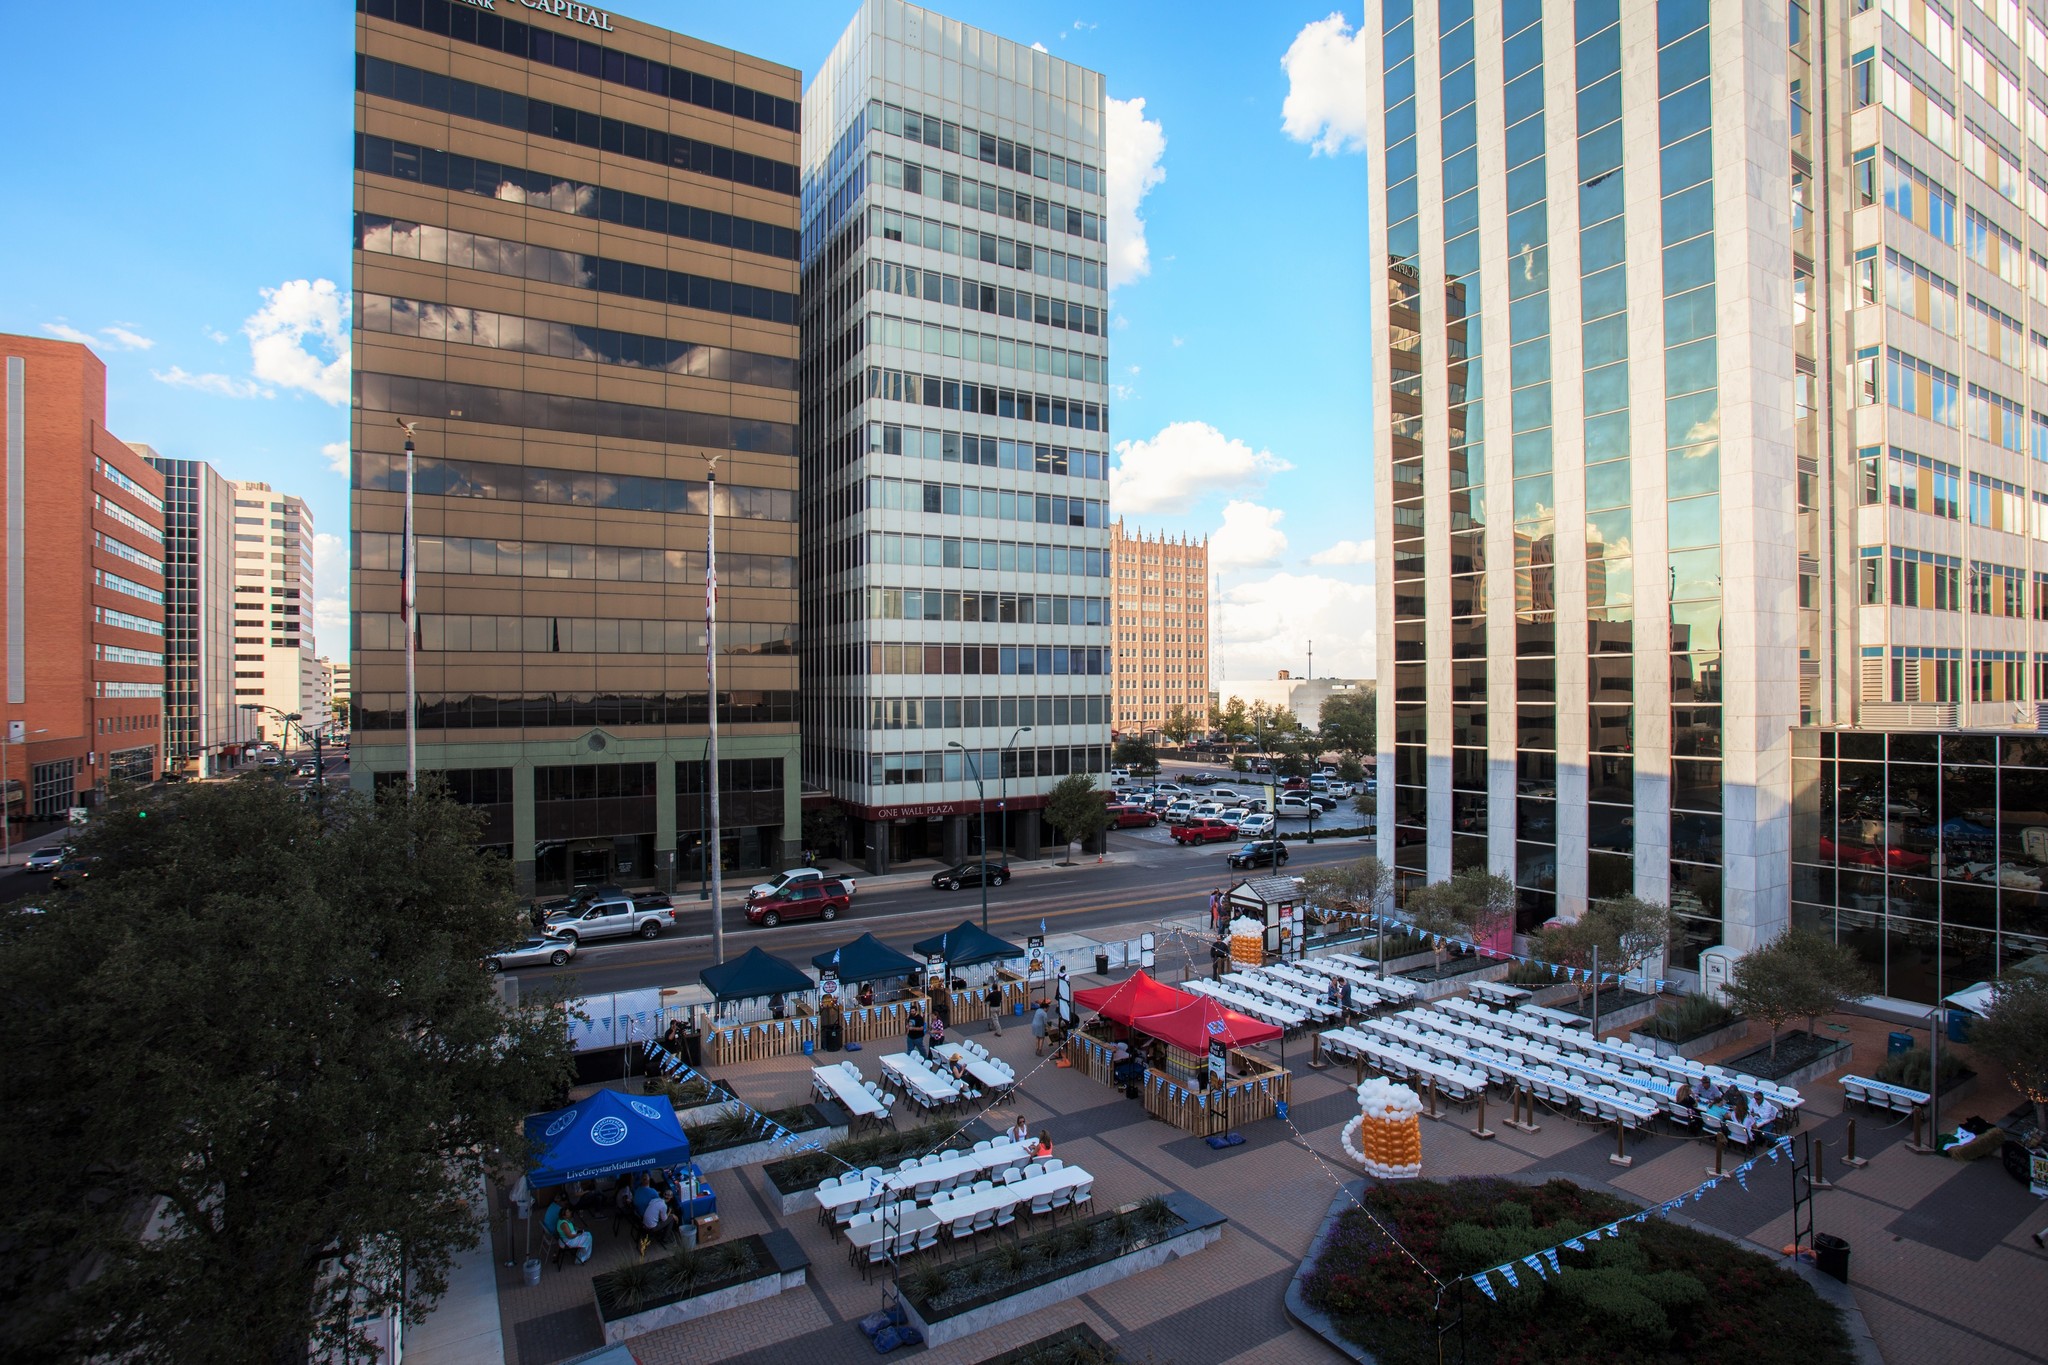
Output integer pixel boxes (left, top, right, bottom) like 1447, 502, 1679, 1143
1947, 1008, 1975, 1044
522, 1257, 542, 1287
1095, 949, 1110, 975
1812, 1233, 1850, 1283
821, 1019, 843, 1052
1887, 1030, 1914, 1057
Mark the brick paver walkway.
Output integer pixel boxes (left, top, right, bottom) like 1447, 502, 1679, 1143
481, 964, 2048, 1364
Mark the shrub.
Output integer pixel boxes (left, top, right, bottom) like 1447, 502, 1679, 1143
596, 1260, 662, 1316
761, 1119, 964, 1190
1137, 1194, 1175, 1230
1505, 959, 1556, 986
1875, 1046, 1969, 1091
1640, 993, 1736, 1044
653, 1247, 698, 1296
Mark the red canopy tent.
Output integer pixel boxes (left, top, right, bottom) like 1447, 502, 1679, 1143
1071, 969, 1190, 1026
1129, 995, 1281, 1052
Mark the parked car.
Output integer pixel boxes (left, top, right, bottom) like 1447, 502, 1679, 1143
1227, 839, 1290, 870
1252, 761, 1273, 775
486, 937, 577, 971
1275, 796, 1317, 818
1210, 787, 1245, 803
1214, 808, 1248, 829
1109, 766, 1131, 783
49, 856, 100, 889
1152, 782, 1187, 797
1305, 794, 1341, 813
747, 867, 858, 902
1173, 817, 1237, 846
1238, 813, 1277, 838
1189, 802, 1223, 819
746, 880, 853, 927
931, 861, 1011, 890
538, 883, 674, 917
1110, 803, 1160, 828
23, 845, 70, 874
1282, 776, 1310, 791
1318, 765, 1339, 778
543, 897, 677, 944
1163, 799, 1197, 824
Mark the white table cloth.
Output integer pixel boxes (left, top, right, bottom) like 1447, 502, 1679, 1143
812, 1063, 887, 1117
931, 1042, 1014, 1090
814, 1139, 1036, 1216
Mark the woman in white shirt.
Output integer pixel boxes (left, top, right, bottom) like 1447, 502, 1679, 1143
1007, 1116, 1031, 1145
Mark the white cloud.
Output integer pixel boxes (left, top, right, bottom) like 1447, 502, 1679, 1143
205, 328, 229, 344
1211, 501, 1289, 570
43, 320, 156, 351
1310, 538, 1375, 566
1216, 572, 1376, 680
311, 532, 350, 647
245, 278, 350, 404
1170, 336, 1184, 347
322, 441, 351, 476
1105, 95, 1166, 290
1281, 12, 1372, 156
152, 366, 267, 399
1032, 40, 1049, 52
40, 322, 96, 346
1110, 420, 1291, 515
101, 326, 155, 351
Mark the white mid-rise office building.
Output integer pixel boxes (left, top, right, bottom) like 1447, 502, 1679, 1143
230, 481, 319, 745
800, 0, 1114, 873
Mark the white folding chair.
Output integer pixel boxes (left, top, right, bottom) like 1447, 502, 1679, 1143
915, 1223, 940, 1257
914, 1179, 937, 1201
1070, 1180, 1093, 1213
973, 1138, 993, 1153
1001, 1167, 1022, 1185
1029, 1189, 1055, 1220
1043, 1157, 1064, 1172
1024, 1162, 1045, 1179
992, 1196, 1020, 1239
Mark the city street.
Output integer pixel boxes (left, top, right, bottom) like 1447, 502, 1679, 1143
516, 831, 1374, 995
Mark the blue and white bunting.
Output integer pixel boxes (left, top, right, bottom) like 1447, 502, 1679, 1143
1498, 1263, 1519, 1289
1474, 1272, 1496, 1301
1542, 1248, 1560, 1275
1522, 1253, 1546, 1280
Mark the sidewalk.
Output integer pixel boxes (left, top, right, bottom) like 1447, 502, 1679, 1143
0, 824, 71, 869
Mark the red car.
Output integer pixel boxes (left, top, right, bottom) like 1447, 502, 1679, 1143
1172, 817, 1237, 846
745, 880, 852, 927
1110, 803, 1160, 828
1817, 836, 1930, 874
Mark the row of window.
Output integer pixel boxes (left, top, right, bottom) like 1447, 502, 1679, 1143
863, 366, 1103, 434
351, 690, 799, 731
867, 312, 1104, 386
96, 570, 162, 606
869, 692, 1109, 733
866, 643, 1108, 677
865, 259, 1102, 335
870, 99, 1101, 195
354, 532, 793, 590
97, 644, 164, 668
863, 588, 1108, 627
356, 613, 793, 656
355, 214, 796, 327
354, 371, 796, 458
865, 744, 1108, 787
355, 451, 793, 523
355, 4, 800, 133
357, 294, 795, 392
866, 475, 1105, 529
869, 424, 1106, 481
867, 532, 1108, 578
96, 533, 162, 577
354, 127, 795, 260
96, 494, 161, 543
97, 459, 162, 515
870, 154, 1103, 247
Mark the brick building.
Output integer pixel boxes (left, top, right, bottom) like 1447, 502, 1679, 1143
1111, 520, 1209, 742
0, 335, 165, 824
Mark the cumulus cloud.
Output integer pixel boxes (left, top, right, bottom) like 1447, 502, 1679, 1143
245, 279, 351, 404
312, 532, 350, 648
1106, 95, 1166, 290
1211, 501, 1289, 570
102, 325, 155, 351
1281, 12, 1372, 156
1310, 538, 1376, 566
1032, 40, 1049, 52
1217, 571, 1376, 680
41, 320, 155, 351
152, 366, 267, 399
322, 441, 351, 476
41, 322, 95, 346
1110, 420, 1291, 515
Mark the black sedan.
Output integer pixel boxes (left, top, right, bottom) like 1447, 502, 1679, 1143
931, 860, 1012, 890
1226, 840, 1290, 871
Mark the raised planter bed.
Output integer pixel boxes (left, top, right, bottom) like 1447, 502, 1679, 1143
595, 1231, 808, 1344
688, 1102, 845, 1174
1398, 956, 1508, 1000
1722, 1030, 1854, 1089
1630, 1015, 1750, 1059
977, 1324, 1124, 1364
897, 1193, 1226, 1349
1550, 987, 1661, 1034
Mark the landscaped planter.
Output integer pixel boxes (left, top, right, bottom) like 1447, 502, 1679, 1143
1723, 1030, 1855, 1089
1630, 1016, 1751, 1060
897, 1193, 1227, 1349
1551, 989, 1662, 1034
595, 1232, 808, 1345
1399, 957, 1508, 1000
685, 1103, 844, 1173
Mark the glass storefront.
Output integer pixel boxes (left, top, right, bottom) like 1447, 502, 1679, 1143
1792, 729, 2048, 1003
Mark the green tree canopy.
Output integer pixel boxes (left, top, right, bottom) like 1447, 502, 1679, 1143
0, 778, 577, 1363
1045, 773, 1111, 856
1214, 697, 1251, 741
1159, 705, 1201, 746
1112, 736, 1158, 772
1404, 867, 1516, 967
1969, 974, 2048, 1129
1299, 856, 1394, 917
1318, 689, 1377, 758
1532, 896, 1674, 999
1721, 928, 1874, 1058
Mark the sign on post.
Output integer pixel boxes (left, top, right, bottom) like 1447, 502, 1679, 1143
1027, 934, 1046, 975
925, 952, 948, 991
819, 968, 839, 999
1207, 1019, 1228, 1082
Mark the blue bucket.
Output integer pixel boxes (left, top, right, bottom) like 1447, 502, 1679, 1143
801, 1039, 816, 1056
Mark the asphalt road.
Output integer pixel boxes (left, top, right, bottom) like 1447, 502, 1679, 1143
513, 831, 1377, 996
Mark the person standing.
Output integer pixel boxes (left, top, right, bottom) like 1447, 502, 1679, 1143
906, 1007, 927, 1058
1338, 976, 1353, 1018
1031, 1001, 1049, 1055
984, 980, 1005, 1035
1209, 888, 1223, 934
929, 1013, 946, 1053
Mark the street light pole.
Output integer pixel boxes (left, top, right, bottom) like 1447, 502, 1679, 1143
1000, 724, 1031, 861
705, 456, 725, 968
947, 740, 988, 933
396, 420, 419, 795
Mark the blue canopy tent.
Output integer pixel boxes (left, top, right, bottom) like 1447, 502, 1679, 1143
812, 931, 921, 984
525, 1087, 693, 1188
911, 920, 1025, 967
698, 945, 816, 1002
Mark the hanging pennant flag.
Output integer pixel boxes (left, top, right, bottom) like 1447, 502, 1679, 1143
1498, 1263, 1519, 1289
1563, 1237, 1584, 1253
1735, 1168, 1749, 1190
1474, 1272, 1496, 1301
1542, 1247, 1561, 1275
1522, 1254, 1547, 1280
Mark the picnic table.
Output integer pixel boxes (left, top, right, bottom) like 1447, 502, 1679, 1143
811, 1062, 888, 1121
813, 1139, 1037, 1217
930, 1042, 1015, 1092
880, 1051, 964, 1106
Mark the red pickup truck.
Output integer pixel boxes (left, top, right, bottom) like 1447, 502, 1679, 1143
1172, 817, 1236, 846
746, 879, 853, 927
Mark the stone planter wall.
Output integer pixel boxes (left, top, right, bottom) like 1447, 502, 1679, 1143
692, 1121, 846, 1174
1405, 960, 1510, 1001
600, 1266, 807, 1344
1569, 994, 1663, 1034
1725, 1036, 1855, 1090
898, 1193, 1226, 1349
1629, 1017, 1751, 1060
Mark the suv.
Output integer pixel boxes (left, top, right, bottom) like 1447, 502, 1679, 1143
747, 867, 858, 902
1228, 839, 1290, 870
538, 883, 673, 917
1163, 800, 1198, 825
1110, 803, 1160, 828
1238, 812, 1277, 838
746, 880, 852, 926
1173, 817, 1237, 846
1275, 795, 1317, 818
543, 897, 677, 944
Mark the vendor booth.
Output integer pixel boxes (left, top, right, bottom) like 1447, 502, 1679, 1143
1228, 875, 1306, 962
1064, 970, 1197, 1082
1127, 996, 1290, 1133
909, 920, 1032, 1027
524, 1087, 716, 1222
812, 932, 923, 1045
698, 946, 817, 1063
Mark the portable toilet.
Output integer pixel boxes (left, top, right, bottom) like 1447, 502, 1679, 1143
1698, 945, 1739, 1006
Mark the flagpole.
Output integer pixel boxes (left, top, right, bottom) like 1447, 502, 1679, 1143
707, 458, 723, 967
400, 422, 418, 793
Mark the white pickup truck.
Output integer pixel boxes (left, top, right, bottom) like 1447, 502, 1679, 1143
542, 896, 676, 944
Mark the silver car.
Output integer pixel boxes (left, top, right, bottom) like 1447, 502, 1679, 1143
24, 846, 69, 873
486, 937, 577, 971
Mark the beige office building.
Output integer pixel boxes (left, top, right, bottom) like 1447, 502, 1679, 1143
350, 0, 801, 893
1110, 520, 1208, 740
230, 482, 318, 748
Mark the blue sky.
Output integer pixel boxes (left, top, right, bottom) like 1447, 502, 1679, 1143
0, 1, 1375, 680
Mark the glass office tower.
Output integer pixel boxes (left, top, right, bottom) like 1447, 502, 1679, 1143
800, 0, 1113, 874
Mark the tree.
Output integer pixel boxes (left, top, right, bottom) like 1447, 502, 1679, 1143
0, 778, 577, 1364
1337, 756, 1366, 783
1353, 787, 1379, 825
1319, 689, 1377, 758
1277, 750, 1311, 779
1113, 736, 1158, 773
1404, 867, 1515, 970
1300, 856, 1394, 923
1045, 774, 1110, 861
1533, 896, 1675, 1003
1216, 697, 1251, 743
802, 804, 847, 860
1721, 928, 1874, 1059
1969, 975, 2048, 1131
1160, 705, 1200, 747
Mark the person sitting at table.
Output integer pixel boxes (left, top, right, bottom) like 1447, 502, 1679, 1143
630, 1173, 661, 1217
1008, 1115, 1032, 1145
1696, 1075, 1725, 1106
543, 1193, 594, 1263
1672, 1081, 1696, 1111
1727, 1090, 1752, 1141
1749, 1095, 1782, 1132
1034, 1130, 1054, 1158
638, 1187, 672, 1249
947, 1052, 970, 1084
